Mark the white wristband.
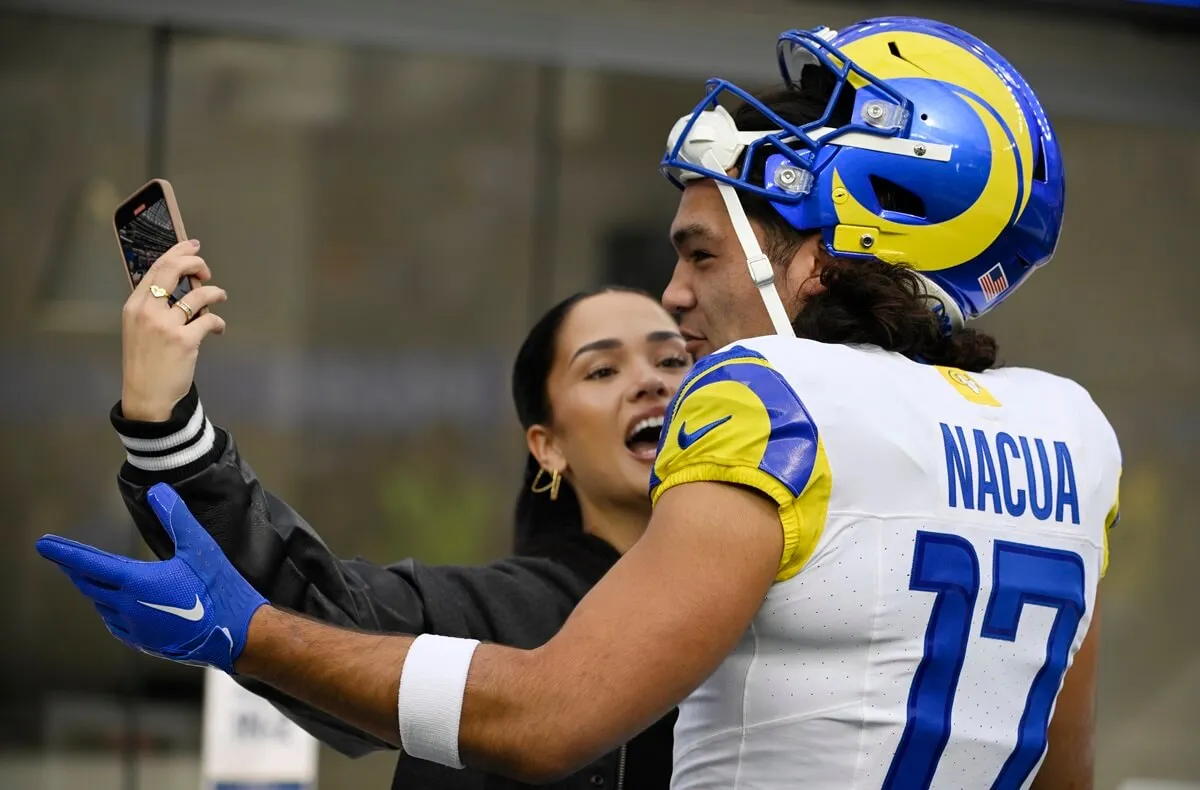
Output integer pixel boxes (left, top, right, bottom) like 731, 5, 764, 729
397, 634, 481, 768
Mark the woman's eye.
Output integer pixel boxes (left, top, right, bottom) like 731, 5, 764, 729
690, 250, 714, 263
660, 356, 689, 369
586, 366, 616, 380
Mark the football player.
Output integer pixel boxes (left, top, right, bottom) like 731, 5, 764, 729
39, 16, 1117, 790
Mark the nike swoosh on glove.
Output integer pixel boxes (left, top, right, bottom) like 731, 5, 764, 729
36, 482, 267, 674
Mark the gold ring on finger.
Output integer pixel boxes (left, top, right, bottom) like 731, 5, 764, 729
149, 284, 169, 299
174, 300, 195, 320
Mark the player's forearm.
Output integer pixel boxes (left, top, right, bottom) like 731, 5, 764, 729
234, 606, 591, 781
236, 606, 407, 748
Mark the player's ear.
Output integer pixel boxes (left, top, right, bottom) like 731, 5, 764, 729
526, 424, 567, 475
782, 234, 826, 312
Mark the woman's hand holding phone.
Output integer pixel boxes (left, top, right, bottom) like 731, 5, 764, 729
121, 240, 229, 422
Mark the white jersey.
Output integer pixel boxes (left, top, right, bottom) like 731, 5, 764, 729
649, 337, 1121, 790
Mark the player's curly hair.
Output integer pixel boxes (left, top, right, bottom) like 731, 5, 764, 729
732, 67, 999, 373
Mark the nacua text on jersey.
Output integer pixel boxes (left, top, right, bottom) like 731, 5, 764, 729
940, 422, 1079, 524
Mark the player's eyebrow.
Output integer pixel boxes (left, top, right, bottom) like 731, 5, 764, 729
571, 331, 684, 363
671, 223, 715, 249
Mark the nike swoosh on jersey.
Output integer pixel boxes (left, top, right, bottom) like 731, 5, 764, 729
678, 415, 733, 450
138, 594, 205, 621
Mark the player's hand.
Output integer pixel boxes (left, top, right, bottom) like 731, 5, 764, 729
35, 483, 267, 674
122, 239, 228, 422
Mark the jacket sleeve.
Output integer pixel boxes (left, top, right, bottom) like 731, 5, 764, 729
111, 386, 590, 756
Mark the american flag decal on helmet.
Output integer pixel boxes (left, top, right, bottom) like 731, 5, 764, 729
978, 264, 1010, 303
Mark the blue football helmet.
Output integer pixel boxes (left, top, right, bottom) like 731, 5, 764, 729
661, 17, 1065, 331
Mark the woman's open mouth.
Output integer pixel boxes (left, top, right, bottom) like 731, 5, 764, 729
625, 414, 665, 462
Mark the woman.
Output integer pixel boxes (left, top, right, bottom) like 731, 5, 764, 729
110, 243, 690, 789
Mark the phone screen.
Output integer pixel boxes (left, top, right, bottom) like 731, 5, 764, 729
115, 181, 192, 302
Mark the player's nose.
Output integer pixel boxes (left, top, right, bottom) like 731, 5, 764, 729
661, 261, 696, 315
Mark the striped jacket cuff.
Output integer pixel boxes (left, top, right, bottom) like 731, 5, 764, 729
110, 385, 224, 484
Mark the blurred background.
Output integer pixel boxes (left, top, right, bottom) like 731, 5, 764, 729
1, 0, 1198, 788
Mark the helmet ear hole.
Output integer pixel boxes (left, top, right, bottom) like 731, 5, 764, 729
870, 175, 927, 219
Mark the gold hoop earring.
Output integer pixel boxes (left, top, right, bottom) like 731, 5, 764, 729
531, 467, 561, 501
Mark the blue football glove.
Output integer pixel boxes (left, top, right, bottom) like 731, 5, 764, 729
36, 483, 267, 674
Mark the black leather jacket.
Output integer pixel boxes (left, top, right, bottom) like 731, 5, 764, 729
111, 386, 675, 790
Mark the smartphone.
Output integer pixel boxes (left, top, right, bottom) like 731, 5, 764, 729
113, 178, 196, 304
